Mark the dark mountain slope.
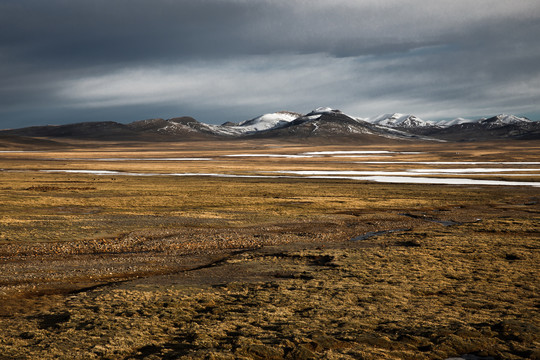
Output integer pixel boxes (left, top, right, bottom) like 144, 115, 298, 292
417, 115, 540, 141
1, 111, 537, 142
247, 111, 436, 143
1, 121, 138, 140
1, 118, 218, 141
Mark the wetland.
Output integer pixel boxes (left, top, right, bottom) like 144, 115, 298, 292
0, 140, 538, 359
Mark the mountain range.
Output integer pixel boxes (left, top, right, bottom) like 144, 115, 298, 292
1, 107, 538, 142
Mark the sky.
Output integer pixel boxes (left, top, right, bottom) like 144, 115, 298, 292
1, 0, 540, 129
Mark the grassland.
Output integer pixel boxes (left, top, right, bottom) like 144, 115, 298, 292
0, 140, 538, 359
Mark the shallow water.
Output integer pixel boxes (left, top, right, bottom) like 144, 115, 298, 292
356, 161, 540, 165
45, 157, 214, 161
93, 157, 213, 161
302, 150, 397, 155
39, 169, 285, 179
0, 150, 41, 153
274, 169, 540, 176
409, 168, 540, 173
223, 154, 316, 158
3, 148, 540, 187
331, 155, 393, 158
307, 175, 540, 187
31, 169, 540, 187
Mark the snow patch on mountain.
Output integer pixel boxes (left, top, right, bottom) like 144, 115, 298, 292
158, 123, 199, 133
237, 111, 301, 131
480, 114, 531, 127
210, 111, 302, 135
436, 117, 476, 127
130, 108, 538, 140
365, 113, 435, 128
436, 114, 531, 128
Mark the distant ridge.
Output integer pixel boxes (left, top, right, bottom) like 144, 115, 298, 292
416, 114, 540, 141
1, 108, 538, 142
0, 134, 68, 149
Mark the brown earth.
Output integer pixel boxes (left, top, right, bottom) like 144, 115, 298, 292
0, 140, 538, 359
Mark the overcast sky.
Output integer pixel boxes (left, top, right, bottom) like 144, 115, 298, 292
1, 0, 539, 128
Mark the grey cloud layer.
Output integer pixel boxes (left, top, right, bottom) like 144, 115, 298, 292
4, 0, 538, 60
1, 0, 539, 127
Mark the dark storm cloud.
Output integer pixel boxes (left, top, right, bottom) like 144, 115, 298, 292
1, 1, 256, 65
0, 0, 436, 65
1, 0, 539, 128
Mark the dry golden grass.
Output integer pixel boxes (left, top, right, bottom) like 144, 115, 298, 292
0, 140, 538, 359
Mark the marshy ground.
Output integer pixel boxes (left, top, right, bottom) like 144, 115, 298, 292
0, 140, 538, 359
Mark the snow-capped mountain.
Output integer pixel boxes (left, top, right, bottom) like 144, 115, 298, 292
293, 107, 353, 123
435, 114, 531, 128
304, 107, 344, 117
435, 117, 476, 127
363, 113, 532, 130
0, 108, 537, 142
364, 113, 435, 128
215, 111, 302, 135
477, 114, 531, 128
237, 111, 301, 130
416, 114, 539, 140
249, 108, 439, 142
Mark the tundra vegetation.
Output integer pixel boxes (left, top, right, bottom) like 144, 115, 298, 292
0, 140, 538, 359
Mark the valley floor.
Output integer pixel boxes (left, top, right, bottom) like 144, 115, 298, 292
0, 140, 538, 359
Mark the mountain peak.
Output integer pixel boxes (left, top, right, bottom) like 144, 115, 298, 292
436, 117, 475, 127
1, 108, 537, 142
168, 116, 200, 125
484, 114, 531, 124
236, 111, 300, 130
306, 107, 342, 116
366, 113, 433, 128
